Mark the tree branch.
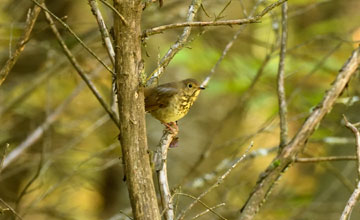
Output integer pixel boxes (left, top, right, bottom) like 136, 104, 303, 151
143, 0, 287, 38
42, 2, 120, 129
238, 47, 360, 220
295, 156, 357, 163
0, 0, 44, 86
340, 116, 360, 220
277, 2, 288, 149
88, 0, 115, 65
154, 130, 178, 220
113, 0, 161, 219
146, 0, 202, 86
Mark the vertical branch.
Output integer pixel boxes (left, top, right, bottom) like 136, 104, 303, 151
154, 130, 178, 220
277, 2, 288, 150
341, 116, 360, 220
88, 0, 118, 116
113, 1, 161, 219
0, 0, 44, 86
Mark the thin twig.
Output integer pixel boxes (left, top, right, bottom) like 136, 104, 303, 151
277, 2, 288, 150
200, 0, 265, 88
42, 2, 120, 128
88, 0, 118, 117
29, 0, 114, 75
340, 116, 360, 220
155, 129, 178, 220
143, 18, 260, 37
177, 143, 253, 220
146, 0, 203, 86
0, 198, 23, 220
174, 193, 227, 220
0, 0, 44, 86
295, 156, 357, 163
88, 0, 115, 65
238, 47, 360, 220
191, 203, 226, 219
143, 0, 287, 38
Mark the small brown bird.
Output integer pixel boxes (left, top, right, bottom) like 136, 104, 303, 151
145, 78, 205, 132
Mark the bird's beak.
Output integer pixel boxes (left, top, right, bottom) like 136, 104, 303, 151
198, 86, 205, 90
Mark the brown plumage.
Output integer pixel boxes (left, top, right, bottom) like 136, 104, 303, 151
144, 78, 204, 124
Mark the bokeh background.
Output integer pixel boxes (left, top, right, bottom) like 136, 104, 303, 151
1, 0, 360, 219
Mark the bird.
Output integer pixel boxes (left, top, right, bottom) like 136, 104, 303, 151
144, 78, 205, 133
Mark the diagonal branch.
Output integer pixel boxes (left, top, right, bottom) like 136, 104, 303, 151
0, 0, 44, 86
42, 2, 120, 129
29, 0, 114, 75
177, 143, 253, 220
146, 0, 202, 86
238, 47, 360, 220
88, 0, 115, 65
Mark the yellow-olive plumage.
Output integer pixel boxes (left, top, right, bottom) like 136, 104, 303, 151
145, 78, 204, 123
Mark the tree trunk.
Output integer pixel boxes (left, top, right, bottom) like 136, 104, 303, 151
113, 1, 161, 219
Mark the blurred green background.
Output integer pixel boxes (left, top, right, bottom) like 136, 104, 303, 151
1, 0, 360, 219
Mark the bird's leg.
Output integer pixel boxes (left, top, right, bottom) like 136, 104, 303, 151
163, 121, 179, 134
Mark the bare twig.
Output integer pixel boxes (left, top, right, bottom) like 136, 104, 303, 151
29, 0, 114, 75
295, 156, 357, 163
42, 2, 120, 128
155, 129, 178, 220
340, 116, 360, 220
143, 0, 287, 38
88, 0, 118, 117
0, 198, 23, 220
277, 2, 288, 149
88, 0, 115, 65
238, 47, 360, 220
0, 0, 44, 86
146, 0, 202, 86
143, 18, 260, 37
174, 193, 227, 220
177, 143, 253, 220
191, 203, 226, 219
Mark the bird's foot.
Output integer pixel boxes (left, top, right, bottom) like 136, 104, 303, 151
163, 121, 178, 134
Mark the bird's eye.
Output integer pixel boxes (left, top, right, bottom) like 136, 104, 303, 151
188, 83, 193, 88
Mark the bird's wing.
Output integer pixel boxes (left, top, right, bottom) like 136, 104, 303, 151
145, 86, 178, 111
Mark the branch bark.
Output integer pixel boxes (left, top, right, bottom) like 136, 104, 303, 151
113, 1, 161, 219
238, 47, 360, 220
154, 130, 178, 220
277, 2, 288, 149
